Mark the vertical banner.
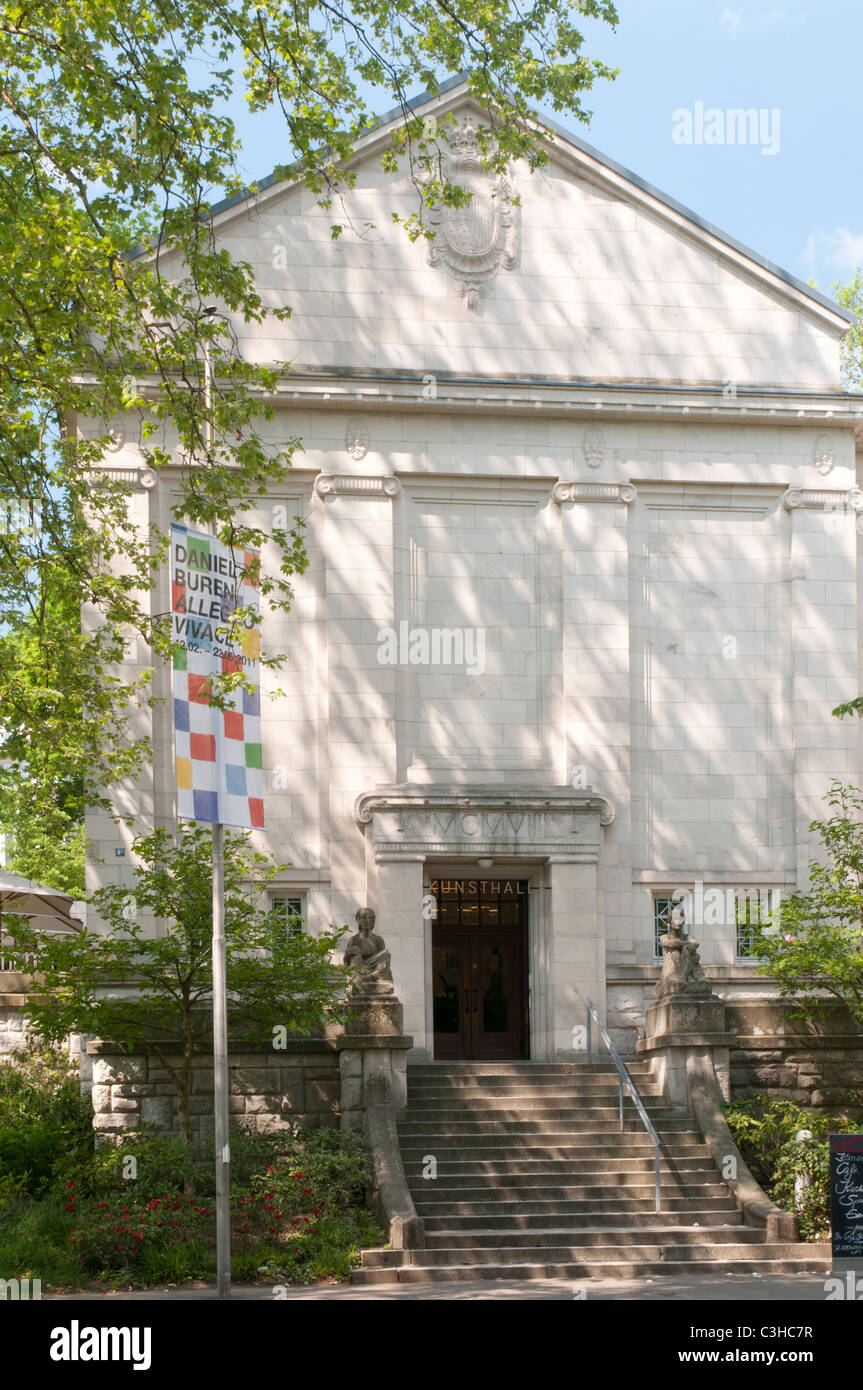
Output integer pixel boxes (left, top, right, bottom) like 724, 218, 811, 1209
170, 524, 264, 829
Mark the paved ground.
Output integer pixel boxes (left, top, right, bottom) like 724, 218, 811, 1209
43, 1270, 843, 1300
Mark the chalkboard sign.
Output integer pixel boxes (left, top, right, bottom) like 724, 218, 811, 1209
830, 1134, 863, 1258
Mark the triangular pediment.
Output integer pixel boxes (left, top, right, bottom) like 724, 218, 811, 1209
192, 80, 849, 389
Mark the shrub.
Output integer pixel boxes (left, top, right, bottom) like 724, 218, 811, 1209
0, 1046, 93, 1194
0, 1057, 379, 1287
248, 1127, 371, 1224
724, 1094, 860, 1241
57, 1130, 199, 1201
68, 1190, 212, 1278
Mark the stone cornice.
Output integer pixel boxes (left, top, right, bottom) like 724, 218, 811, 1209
83, 371, 863, 427
270, 377, 863, 428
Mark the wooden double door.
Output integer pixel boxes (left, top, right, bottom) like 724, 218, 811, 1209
431, 878, 528, 1060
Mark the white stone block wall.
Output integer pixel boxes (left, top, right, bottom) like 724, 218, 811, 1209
81, 104, 861, 1057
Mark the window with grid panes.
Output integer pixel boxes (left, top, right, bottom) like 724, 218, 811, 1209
653, 895, 686, 959
735, 890, 772, 960
270, 894, 305, 937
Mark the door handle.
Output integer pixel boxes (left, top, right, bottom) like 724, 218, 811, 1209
464, 989, 470, 1015
472, 988, 478, 1014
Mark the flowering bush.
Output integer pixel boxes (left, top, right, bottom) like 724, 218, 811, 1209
67, 1187, 211, 1276
237, 1129, 371, 1243
56, 1127, 376, 1282
249, 1128, 370, 1214
1, 1104, 380, 1288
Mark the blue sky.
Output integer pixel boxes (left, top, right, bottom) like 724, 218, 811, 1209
221, 0, 861, 303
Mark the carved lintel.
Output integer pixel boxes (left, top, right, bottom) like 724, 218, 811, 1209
314, 473, 400, 500
353, 785, 615, 863
552, 481, 637, 506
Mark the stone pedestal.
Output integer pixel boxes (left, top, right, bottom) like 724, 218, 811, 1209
338, 1034, 412, 1131
638, 994, 736, 1108
345, 995, 404, 1037
338, 986, 412, 1129
638, 1000, 801, 1244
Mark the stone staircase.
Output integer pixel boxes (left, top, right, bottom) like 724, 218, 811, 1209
353, 1061, 831, 1285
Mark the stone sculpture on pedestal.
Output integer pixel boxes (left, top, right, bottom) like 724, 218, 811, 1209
640, 904, 733, 1109
343, 907, 403, 1036
343, 907, 394, 998
655, 906, 712, 1000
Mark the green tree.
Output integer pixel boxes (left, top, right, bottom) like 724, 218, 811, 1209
0, 579, 90, 894
0, 809, 85, 897
752, 781, 863, 1027
0, 1, 619, 806
2, 823, 350, 1144
831, 269, 863, 393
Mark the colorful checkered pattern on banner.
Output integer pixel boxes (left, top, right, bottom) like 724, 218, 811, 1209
171, 524, 264, 829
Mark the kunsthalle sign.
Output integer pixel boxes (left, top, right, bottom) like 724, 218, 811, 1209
170, 523, 264, 830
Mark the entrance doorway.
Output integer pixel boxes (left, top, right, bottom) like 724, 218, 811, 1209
430, 878, 528, 1060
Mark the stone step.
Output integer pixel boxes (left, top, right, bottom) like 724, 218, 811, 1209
418, 1225, 757, 1251
403, 1159, 718, 1182
406, 1075, 661, 1090
407, 1062, 654, 1072
403, 1100, 672, 1117
412, 1183, 734, 1204
414, 1195, 739, 1218
406, 1091, 667, 1106
358, 1241, 823, 1271
411, 1185, 728, 1204
417, 1204, 741, 1227
397, 1120, 698, 1136
401, 1111, 673, 1129
406, 1068, 654, 1081
407, 1078, 666, 1091
351, 1252, 830, 1285
399, 1139, 711, 1158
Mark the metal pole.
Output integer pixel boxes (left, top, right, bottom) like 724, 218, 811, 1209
586, 1011, 591, 1065
655, 1146, 661, 1214
212, 821, 231, 1298
619, 1075, 623, 1131
202, 312, 231, 1298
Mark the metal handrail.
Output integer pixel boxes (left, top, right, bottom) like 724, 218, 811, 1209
585, 997, 662, 1212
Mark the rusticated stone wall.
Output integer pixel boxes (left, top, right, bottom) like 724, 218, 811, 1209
85, 1040, 340, 1141
725, 1002, 863, 1112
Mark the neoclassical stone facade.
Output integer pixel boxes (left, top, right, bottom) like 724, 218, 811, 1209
83, 77, 863, 1062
